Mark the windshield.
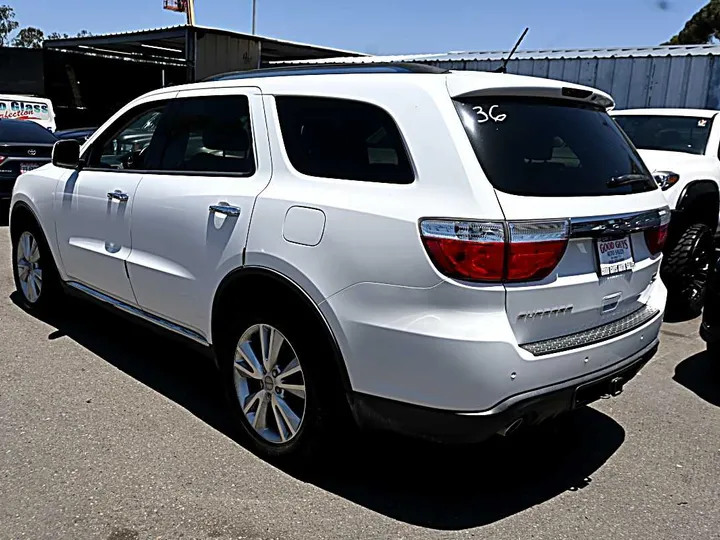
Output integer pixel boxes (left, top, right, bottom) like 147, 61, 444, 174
0, 120, 57, 143
613, 114, 712, 156
454, 97, 656, 197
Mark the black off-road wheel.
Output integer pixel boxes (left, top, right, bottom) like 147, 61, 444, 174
11, 219, 62, 314
217, 304, 350, 466
662, 223, 715, 318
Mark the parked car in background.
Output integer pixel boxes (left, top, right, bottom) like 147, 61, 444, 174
55, 127, 96, 144
10, 64, 669, 462
611, 108, 719, 317
0, 119, 56, 209
0, 94, 57, 133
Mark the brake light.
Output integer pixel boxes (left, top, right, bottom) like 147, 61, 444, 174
643, 209, 671, 256
0, 155, 6, 166
420, 219, 569, 283
507, 221, 570, 281
420, 220, 505, 281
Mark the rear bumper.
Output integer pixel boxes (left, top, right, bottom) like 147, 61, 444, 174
323, 278, 666, 411
0, 174, 19, 198
349, 341, 658, 443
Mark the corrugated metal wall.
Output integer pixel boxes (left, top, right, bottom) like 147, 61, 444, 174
427, 56, 720, 110
195, 33, 261, 81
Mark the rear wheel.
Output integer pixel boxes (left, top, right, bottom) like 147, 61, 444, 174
218, 305, 344, 463
662, 223, 714, 318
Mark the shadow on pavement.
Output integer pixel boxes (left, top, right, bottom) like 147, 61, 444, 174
15, 293, 627, 530
673, 350, 720, 408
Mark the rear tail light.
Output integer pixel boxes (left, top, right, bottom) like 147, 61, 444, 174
0, 156, 6, 166
420, 219, 569, 283
507, 221, 570, 281
644, 210, 671, 255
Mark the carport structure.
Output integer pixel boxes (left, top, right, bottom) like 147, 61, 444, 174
42, 25, 365, 128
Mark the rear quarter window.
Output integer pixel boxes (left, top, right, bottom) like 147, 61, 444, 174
275, 96, 414, 184
454, 97, 656, 197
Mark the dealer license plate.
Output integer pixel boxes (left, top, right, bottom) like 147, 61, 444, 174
596, 236, 634, 276
20, 162, 40, 174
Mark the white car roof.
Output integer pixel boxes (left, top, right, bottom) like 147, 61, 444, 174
140, 65, 615, 110
611, 108, 718, 118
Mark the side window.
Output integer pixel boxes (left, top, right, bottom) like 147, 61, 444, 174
156, 95, 255, 175
275, 96, 414, 184
85, 102, 169, 170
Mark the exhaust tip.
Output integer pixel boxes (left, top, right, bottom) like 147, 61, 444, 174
497, 417, 524, 437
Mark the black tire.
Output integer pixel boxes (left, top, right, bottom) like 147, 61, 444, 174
217, 304, 347, 464
11, 218, 62, 314
662, 223, 715, 318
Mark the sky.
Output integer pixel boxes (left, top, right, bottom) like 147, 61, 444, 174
11, 0, 711, 55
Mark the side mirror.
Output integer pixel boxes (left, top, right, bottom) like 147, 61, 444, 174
52, 139, 81, 169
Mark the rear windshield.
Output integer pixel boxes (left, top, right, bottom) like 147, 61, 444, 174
613, 114, 712, 156
454, 97, 656, 197
0, 99, 52, 122
0, 120, 57, 143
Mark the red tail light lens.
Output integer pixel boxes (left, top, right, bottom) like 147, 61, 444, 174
0, 155, 6, 166
420, 219, 569, 283
507, 221, 570, 281
644, 224, 668, 255
420, 220, 505, 282
644, 210, 671, 256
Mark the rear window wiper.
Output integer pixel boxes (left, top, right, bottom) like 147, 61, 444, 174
607, 174, 653, 188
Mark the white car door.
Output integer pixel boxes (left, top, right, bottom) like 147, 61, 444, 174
54, 97, 174, 303
126, 87, 271, 339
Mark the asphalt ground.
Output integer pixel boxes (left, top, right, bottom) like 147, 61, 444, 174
0, 227, 718, 540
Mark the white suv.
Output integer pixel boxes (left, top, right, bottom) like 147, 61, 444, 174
10, 64, 670, 461
611, 108, 719, 316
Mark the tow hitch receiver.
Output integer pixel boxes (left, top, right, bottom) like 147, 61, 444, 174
605, 376, 625, 398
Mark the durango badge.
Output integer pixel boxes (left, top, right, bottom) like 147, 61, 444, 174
517, 305, 574, 321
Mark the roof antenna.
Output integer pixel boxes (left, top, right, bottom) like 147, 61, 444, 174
495, 27, 529, 73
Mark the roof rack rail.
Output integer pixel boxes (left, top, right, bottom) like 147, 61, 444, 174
202, 62, 449, 82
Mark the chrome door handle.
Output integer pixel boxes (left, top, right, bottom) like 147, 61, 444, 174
209, 203, 241, 217
107, 190, 129, 202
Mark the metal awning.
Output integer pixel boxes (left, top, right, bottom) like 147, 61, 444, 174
43, 25, 366, 66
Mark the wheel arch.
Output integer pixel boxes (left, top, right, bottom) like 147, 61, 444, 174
210, 266, 352, 392
10, 199, 67, 282
674, 180, 719, 232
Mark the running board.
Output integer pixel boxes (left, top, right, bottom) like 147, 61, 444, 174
66, 281, 209, 346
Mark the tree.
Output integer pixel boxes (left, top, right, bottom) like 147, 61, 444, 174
665, 0, 720, 45
0, 4, 19, 46
12, 26, 43, 48
45, 30, 91, 41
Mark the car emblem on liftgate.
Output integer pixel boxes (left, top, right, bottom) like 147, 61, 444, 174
517, 305, 574, 321
27, 149, 36, 156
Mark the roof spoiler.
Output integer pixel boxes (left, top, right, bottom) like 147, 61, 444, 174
451, 85, 615, 111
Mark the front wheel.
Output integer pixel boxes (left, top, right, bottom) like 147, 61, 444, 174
662, 223, 715, 318
11, 222, 61, 313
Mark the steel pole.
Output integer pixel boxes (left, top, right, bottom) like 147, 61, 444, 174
251, 0, 257, 34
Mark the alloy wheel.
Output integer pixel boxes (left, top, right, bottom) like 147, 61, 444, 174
16, 231, 43, 304
233, 324, 307, 444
